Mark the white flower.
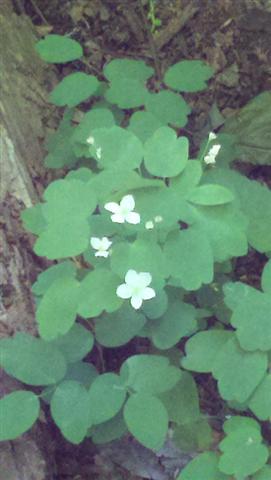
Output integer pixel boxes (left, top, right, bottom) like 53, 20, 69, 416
96, 147, 102, 159
104, 195, 140, 224
154, 215, 163, 223
145, 220, 154, 230
116, 269, 156, 310
204, 144, 221, 165
208, 132, 217, 141
86, 135, 95, 145
90, 236, 112, 258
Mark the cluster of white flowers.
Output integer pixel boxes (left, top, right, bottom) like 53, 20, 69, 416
204, 132, 221, 165
145, 215, 163, 230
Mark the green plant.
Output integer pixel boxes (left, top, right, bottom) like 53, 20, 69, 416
147, 0, 162, 34
1, 34, 271, 478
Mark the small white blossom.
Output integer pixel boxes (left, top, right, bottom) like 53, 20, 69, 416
208, 132, 217, 141
154, 215, 163, 223
86, 135, 95, 145
96, 147, 102, 159
104, 195, 140, 224
145, 220, 154, 230
90, 236, 112, 258
116, 269, 156, 310
204, 144, 221, 165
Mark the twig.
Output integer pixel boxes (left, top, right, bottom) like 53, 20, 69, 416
138, 0, 162, 81
29, 0, 49, 25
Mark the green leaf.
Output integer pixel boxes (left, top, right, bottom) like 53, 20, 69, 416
150, 301, 197, 349
88, 373, 127, 424
159, 372, 200, 424
64, 361, 98, 388
145, 90, 191, 127
164, 227, 214, 291
0, 332, 66, 385
50, 324, 94, 363
261, 259, 271, 294
91, 410, 127, 444
32, 260, 76, 296
142, 289, 168, 320
66, 167, 94, 182
36, 275, 80, 340
128, 111, 163, 143
105, 78, 148, 108
213, 337, 267, 403
188, 185, 234, 206
103, 58, 154, 82
0, 391, 40, 441
51, 380, 91, 444
44, 109, 76, 168
177, 452, 227, 480
171, 160, 202, 197
164, 60, 214, 92
72, 108, 115, 156
249, 374, 271, 420
223, 415, 261, 435
144, 127, 188, 177
182, 330, 233, 373
21, 204, 47, 235
50, 72, 99, 107
78, 269, 122, 318
172, 418, 213, 453
124, 393, 168, 450
35, 34, 83, 63
95, 304, 146, 347
223, 281, 259, 311
120, 354, 181, 395
252, 466, 271, 480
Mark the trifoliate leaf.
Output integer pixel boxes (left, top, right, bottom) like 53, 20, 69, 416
32, 260, 76, 296
36, 275, 80, 340
91, 411, 127, 444
103, 58, 154, 82
252, 466, 271, 480
0, 391, 40, 441
182, 330, 233, 373
0, 332, 66, 385
261, 259, 271, 294
72, 108, 115, 157
44, 109, 76, 168
213, 337, 267, 402
249, 374, 271, 420
95, 304, 146, 347
177, 452, 227, 480
105, 77, 148, 108
35, 34, 83, 63
78, 269, 122, 318
21, 204, 47, 235
51, 380, 91, 444
50, 324, 94, 363
145, 90, 191, 127
172, 418, 213, 453
164, 227, 214, 291
164, 60, 214, 92
120, 354, 181, 395
144, 126, 188, 177
50, 72, 99, 107
128, 111, 163, 143
124, 393, 168, 450
188, 185, 234, 206
150, 301, 197, 349
88, 373, 127, 424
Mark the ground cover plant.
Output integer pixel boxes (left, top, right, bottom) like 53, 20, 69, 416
1, 33, 271, 479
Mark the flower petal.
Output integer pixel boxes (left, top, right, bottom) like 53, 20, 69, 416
104, 202, 120, 213
131, 295, 143, 310
95, 250, 109, 258
125, 211, 140, 224
111, 213, 125, 223
90, 237, 102, 250
116, 284, 132, 299
125, 270, 139, 287
141, 287, 156, 300
101, 237, 112, 250
120, 194, 135, 212
138, 272, 152, 287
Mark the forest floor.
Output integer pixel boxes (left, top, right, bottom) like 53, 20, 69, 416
10, 0, 271, 478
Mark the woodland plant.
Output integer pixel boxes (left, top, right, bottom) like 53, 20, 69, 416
1, 33, 271, 479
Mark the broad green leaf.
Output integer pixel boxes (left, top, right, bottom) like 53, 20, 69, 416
50, 324, 94, 363
142, 289, 168, 319
32, 260, 76, 296
95, 304, 146, 347
179, 452, 228, 480
173, 418, 213, 453
78, 269, 122, 318
105, 77, 148, 108
182, 330, 233, 373
188, 185, 234, 206
144, 127, 188, 177
164, 227, 214, 291
66, 167, 94, 182
35, 34, 83, 63
36, 275, 80, 340
50, 72, 99, 107
128, 111, 163, 143
124, 393, 168, 450
120, 354, 181, 394
150, 301, 197, 349
88, 373, 126, 424
91, 411, 127, 444
249, 374, 271, 420
64, 361, 98, 388
0, 332, 66, 385
213, 337, 267, 403
72, 108, 115, 156
44, 109, 76, 168
51, 380, 91, 444
159, 372, 200, 424
21, 204, 47, 235
164, 60, 214, 92
261, 259, 271, 294
223, 415, 261, 435
252, 466, 271, 480
145, 90, 191, 127
0, 391, 40, 441
223, 281, 260, 311
103, 58, 154, 82
171, 160, 202, 197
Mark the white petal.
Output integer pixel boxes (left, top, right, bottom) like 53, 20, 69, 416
104, 202, 120, 213
208, 132, 217, 141
90, 237, 102, 250
141, 287, 156, 300
95, 250, 109, 258
86, 136, 95, 145
120, 194, 135, 212
111, 213, 125, 223
125, 211, 140, 224
209, 144, 221, 156
131, 295, 143, 310
154, 215, 163, 223
116, 284, 132, 299
101, 237, 112, 250
145, 220, 154, 230
138, 272, 152, 287
125, 270, 139, 287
